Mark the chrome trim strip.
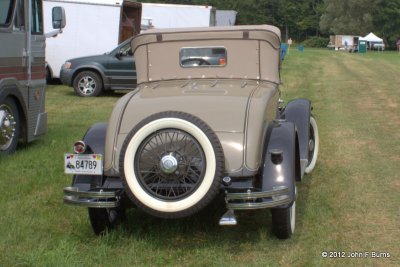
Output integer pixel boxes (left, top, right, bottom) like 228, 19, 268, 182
63, 196, 119, 208
225, 186, 291, 210
227, 196, 290, 210
226, 186, 289, 200
64, 186, 118, 198
63, 187, 120, 208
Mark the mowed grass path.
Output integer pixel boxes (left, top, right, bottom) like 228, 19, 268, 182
0, 50, 399, 266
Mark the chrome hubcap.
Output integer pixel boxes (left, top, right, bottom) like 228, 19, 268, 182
160, 154, 178, 174
78, 76, 96, 95
0, 106, 16, 148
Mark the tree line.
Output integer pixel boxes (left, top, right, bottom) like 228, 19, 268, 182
139, 0, 400, 48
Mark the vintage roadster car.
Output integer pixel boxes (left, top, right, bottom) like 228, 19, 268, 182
63, 25, 319, 239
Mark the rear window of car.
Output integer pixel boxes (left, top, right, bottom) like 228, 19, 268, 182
180, 47, 227, 67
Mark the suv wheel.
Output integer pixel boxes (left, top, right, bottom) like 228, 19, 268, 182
73, 71, 103, 97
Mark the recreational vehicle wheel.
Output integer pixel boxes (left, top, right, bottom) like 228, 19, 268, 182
0, 98, 20, 154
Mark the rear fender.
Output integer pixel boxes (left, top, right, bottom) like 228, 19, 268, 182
280, 99, 311, 176
261, 121, 299, 206
82, 122, 108, 155
71, 123, 107, 189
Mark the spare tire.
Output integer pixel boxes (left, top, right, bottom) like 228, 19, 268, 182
120, 111, 224, 218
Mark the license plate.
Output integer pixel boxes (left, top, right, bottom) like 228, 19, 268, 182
64, 154, 103, 175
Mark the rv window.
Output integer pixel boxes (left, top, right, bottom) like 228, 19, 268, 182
180, 47, 227, 68
31, 0, 43, 34
14, 0, 24, 30
0, 0, 15, 27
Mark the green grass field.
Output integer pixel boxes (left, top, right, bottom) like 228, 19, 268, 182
1, 49, 399, 266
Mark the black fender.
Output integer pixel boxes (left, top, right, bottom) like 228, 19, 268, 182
280, 99, 311, 176
261, 121, 300, 206
72, 122, 108, 189
82, 122, 108, 155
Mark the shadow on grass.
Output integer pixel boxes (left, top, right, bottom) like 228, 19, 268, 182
75, 178, 318, 248
59, 89, 127, 98
102, 193, 280, 248
117, 176, 314, 248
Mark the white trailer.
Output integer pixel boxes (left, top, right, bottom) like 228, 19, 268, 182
43, 0, 216, 79
141, 3, 215, 29
329, 34, 360, 50
43, 0, 141, 79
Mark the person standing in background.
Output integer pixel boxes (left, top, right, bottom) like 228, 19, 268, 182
397, 39, 400, 53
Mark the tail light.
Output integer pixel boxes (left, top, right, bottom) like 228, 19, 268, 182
73, 141, 86, 154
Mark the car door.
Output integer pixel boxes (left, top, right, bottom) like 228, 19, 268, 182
105, 41, 136, 90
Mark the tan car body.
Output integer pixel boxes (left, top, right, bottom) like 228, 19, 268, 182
103, 25, 282, 177
64, 25, 319, 238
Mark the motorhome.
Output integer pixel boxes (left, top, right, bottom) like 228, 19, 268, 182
0, 0, 65, 154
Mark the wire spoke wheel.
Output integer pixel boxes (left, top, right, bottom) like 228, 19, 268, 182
121, 111, 224, 218
304, 116, 319, 174
308, 122, 315, 165
135, 129, 206, 200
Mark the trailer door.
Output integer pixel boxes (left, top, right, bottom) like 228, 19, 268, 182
119, 1, 141, 43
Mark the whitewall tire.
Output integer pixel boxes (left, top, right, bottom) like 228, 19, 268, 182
304, 116, 319, 174
120, 112, 224, 218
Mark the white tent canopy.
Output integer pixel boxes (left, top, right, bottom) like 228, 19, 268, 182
359, 32, 383, 42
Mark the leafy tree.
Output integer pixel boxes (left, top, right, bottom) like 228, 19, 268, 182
296, 0, 324, 37
373, 0, 400, 47
319, 0, 379, 35
137, 0, 400, 47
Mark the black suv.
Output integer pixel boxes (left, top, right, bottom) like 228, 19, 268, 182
60, 37, 136, 97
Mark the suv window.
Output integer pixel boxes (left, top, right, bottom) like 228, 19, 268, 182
180, 47, 227, 67
119, 41, 133, 56
0, 0, 15, 27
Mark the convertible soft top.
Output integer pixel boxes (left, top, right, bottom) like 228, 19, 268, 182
131, 25, 282, 84
131, 25, 281, 53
